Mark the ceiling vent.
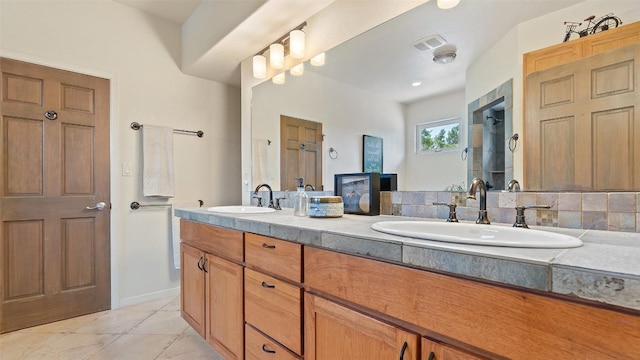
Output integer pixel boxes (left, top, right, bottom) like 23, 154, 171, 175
412, 34, 447, 52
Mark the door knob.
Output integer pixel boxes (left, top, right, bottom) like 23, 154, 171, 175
86, 202, 107, 210
44, 110, 58, 120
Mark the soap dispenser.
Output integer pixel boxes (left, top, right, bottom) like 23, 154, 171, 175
293, 177, 308, 217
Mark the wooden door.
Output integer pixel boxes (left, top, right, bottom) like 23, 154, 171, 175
180, 243, 205, 337
206, 254, 244, 360
304, 293, 419, 360
0, 58, 110, 333
525, 44, 640, 190
280, 115, 322, 191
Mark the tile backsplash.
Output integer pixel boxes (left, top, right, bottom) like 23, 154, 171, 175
253, 190, 639, 233
381, 191, 640, 233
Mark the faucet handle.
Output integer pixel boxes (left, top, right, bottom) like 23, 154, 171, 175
433, 202, 459, 222
274, 196, 286, 210
253, 195, 264, 207
513, 205, 551, 228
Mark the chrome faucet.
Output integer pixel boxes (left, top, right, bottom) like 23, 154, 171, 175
507, 179, 521, 192
467, 177, 490, 224
304, 184, 315, 191
254, 183, 275, 209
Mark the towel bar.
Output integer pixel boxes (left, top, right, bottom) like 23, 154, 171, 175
130, 200, 204, 210
130, 122, 204, 138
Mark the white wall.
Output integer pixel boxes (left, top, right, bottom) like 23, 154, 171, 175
404, 90, 466, 190
252, 70, 405, 191
467, 0, 640, 184
1, 1, 241, 307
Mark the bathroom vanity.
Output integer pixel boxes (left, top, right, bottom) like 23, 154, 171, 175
176, 208, 640, 360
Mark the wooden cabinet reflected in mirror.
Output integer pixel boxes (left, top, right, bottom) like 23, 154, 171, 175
523, 21, 640, 191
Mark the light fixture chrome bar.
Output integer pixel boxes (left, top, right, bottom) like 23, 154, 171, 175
255, 22, 307, 56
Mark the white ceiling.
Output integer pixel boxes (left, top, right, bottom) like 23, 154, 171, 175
114, 0, 202, 24
114, 0, 583, 103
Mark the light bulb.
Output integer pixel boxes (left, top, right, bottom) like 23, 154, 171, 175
310, 52, 325, 66
437, 0, 460, 9
270, 43, 284, 69
290, 63, 304, 76
289, 29, 305, 59
252, 55, 266, 79
272, 72, 285, 84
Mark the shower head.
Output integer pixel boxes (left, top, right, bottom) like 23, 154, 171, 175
486, 116, 502, 125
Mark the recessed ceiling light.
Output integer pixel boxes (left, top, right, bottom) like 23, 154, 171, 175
411, 81, 422, 87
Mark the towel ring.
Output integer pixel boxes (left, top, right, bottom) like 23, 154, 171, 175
509, 134, 519, 152
329, 147, 339, 159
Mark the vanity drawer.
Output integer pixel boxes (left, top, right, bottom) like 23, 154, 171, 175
180, 220, 243, 263
245, 233, 302, 282
245, 268, 302, 355
245, 324, 301, 360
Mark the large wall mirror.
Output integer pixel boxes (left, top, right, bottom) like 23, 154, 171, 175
249, 0, 638, 192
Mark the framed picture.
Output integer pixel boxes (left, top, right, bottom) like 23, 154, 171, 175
334, 172, 380, 215
362, 135, 383, 173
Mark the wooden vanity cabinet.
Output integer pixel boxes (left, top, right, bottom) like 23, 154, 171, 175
180, 220, 244, 360
304, 246, 640, 359
523, 21, 640, 77
244, 233, 303, 357
304, 293, 419, 360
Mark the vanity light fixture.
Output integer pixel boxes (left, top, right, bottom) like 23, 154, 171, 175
272, 72, 286, 85
437, 0, 461, 9
310, 52, 326, 66
252, 22, 307, 79
290, 63, 304, 76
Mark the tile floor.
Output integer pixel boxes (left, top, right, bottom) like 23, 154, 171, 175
0, 295, 225, 360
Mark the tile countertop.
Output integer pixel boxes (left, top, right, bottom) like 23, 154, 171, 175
176, 207, 640, 311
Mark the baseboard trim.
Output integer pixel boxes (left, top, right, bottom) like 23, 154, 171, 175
117, 287, 180, 309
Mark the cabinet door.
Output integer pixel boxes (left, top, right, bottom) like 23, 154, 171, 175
422, 338, 484, 360
206, 254, 244, 360
180, 243, 205, 337
305, 293, 418, 360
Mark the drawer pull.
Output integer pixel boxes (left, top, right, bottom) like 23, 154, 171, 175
261, 281, 275, 289
427, 351, 435, 360
262, 344, 276, 354
399, 341, 408, 360
202, 257, 208, 273
262, 243, 276, 249
197, 256, 204, 271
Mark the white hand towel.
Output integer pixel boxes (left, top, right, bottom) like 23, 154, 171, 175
170, 203, 183, 269
252, 138, 268, 185
143, 125, 175, 197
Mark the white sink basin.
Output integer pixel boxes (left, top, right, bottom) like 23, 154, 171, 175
371, 221, 583, 248
207, 206, 275, 214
